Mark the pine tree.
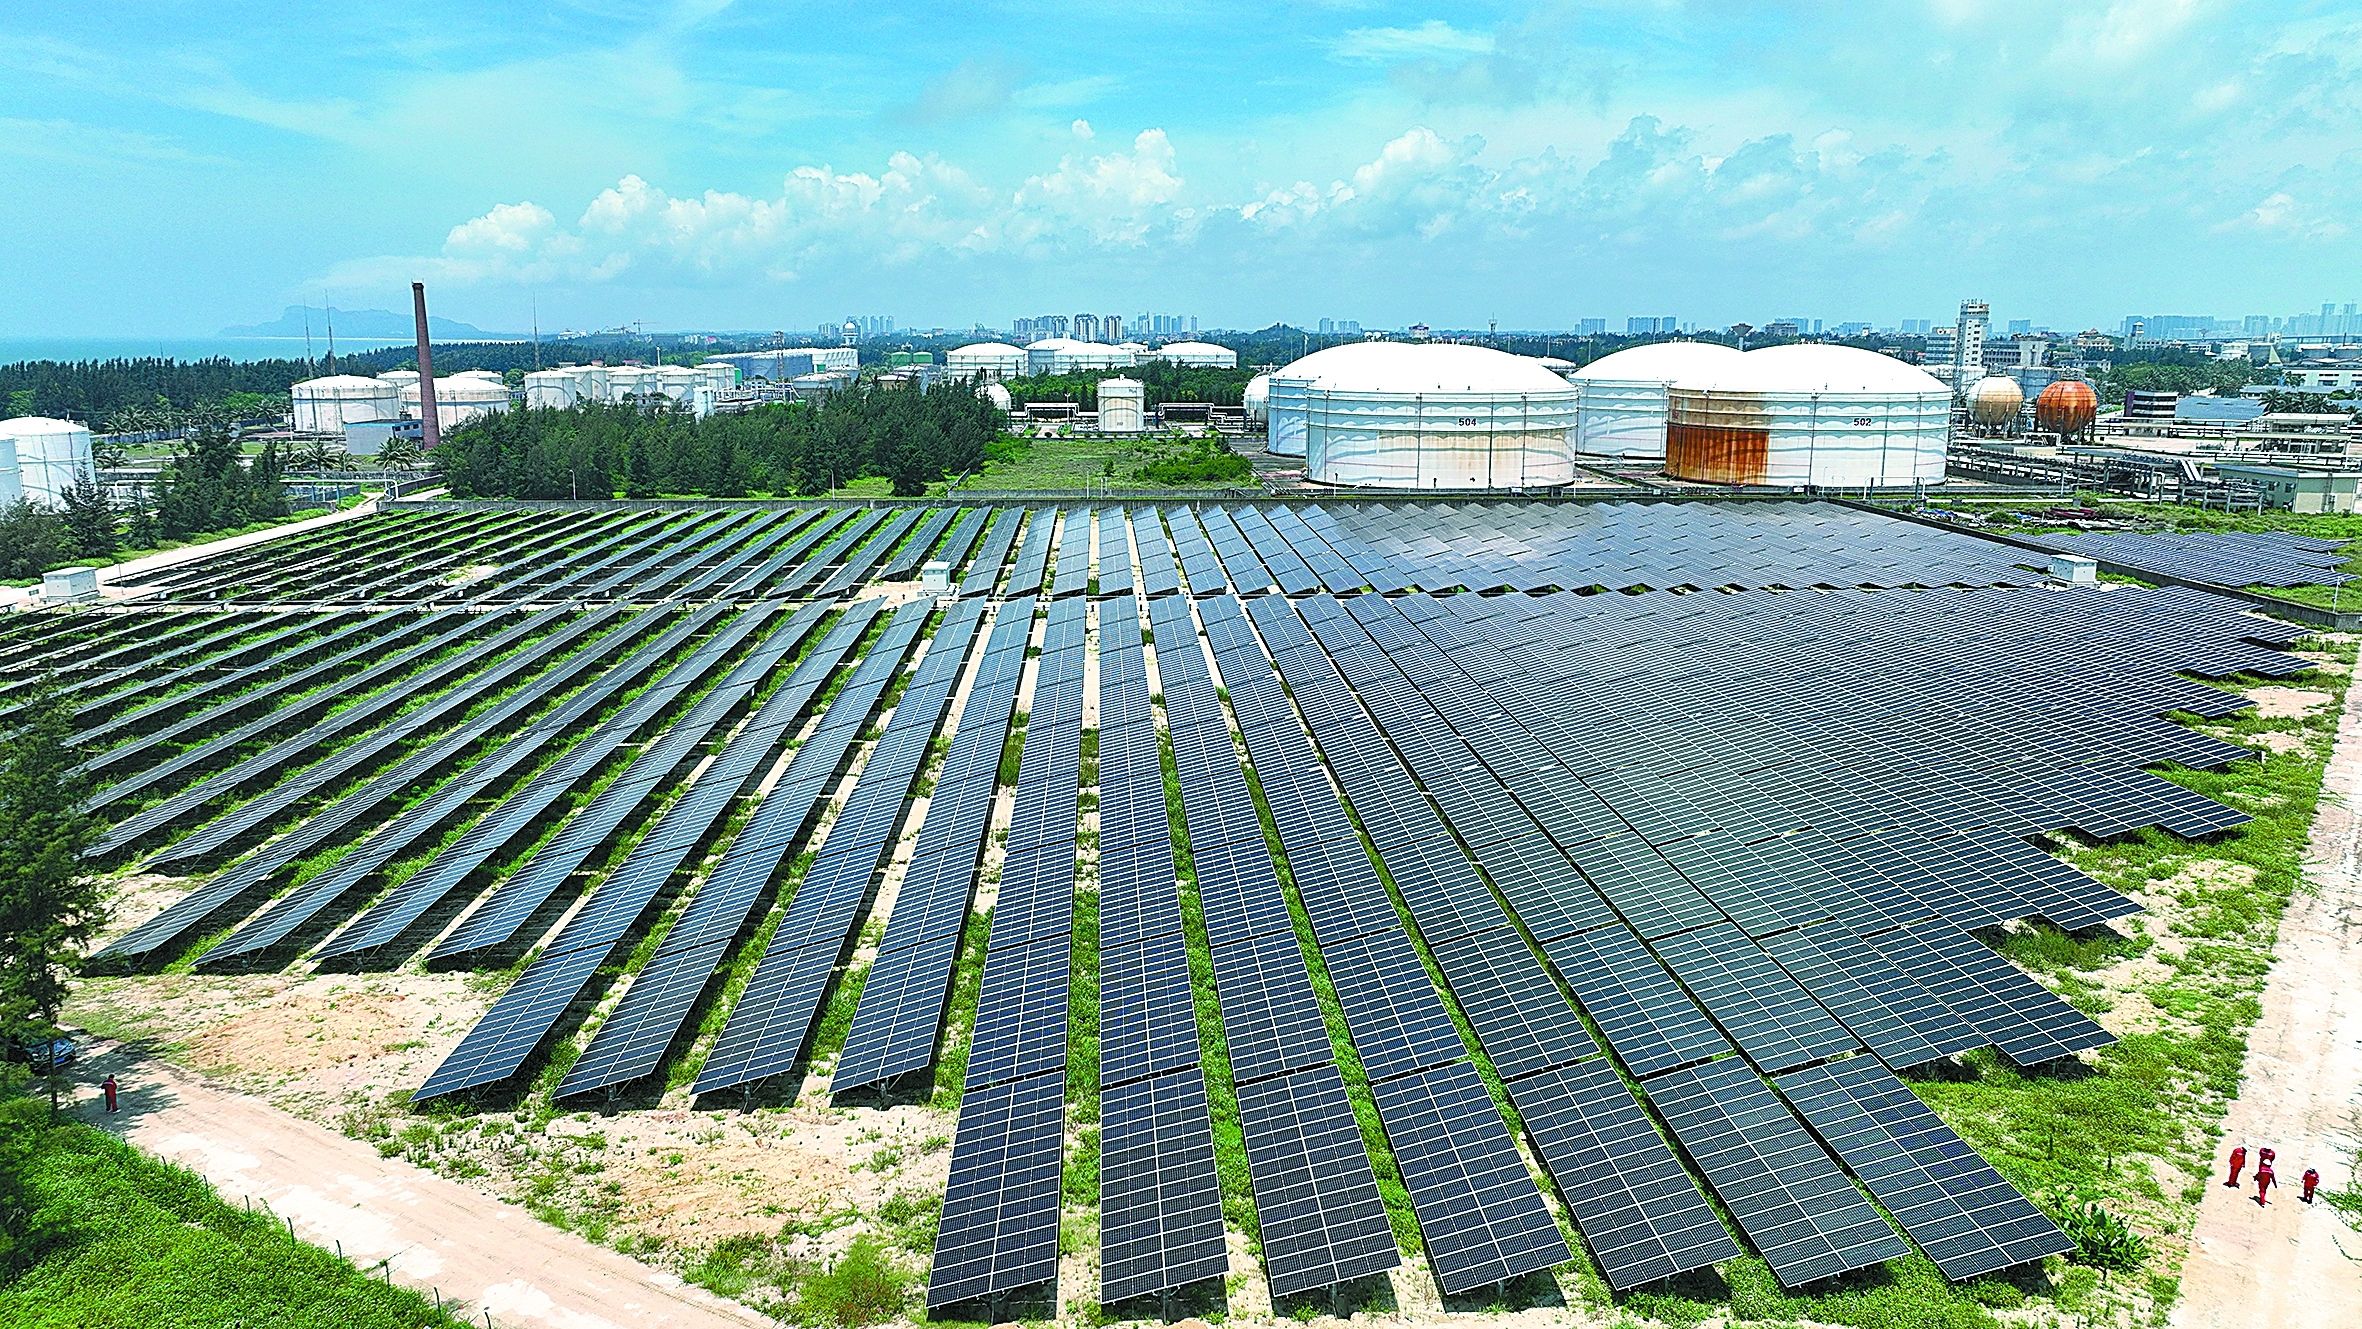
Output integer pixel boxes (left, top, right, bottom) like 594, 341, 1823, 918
0, 685, 104, 1115
57, 471, 116, 561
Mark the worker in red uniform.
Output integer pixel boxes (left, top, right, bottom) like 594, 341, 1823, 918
2304, 1168, 2321, 1204
2256, 1157, 2276, 1206
102, 1075, 118, 1113
2227, 1145, 2247, 1186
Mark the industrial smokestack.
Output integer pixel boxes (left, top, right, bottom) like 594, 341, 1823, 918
412, 282, 441, 455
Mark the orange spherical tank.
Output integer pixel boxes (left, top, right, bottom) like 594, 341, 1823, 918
2036, 379, 2098, 435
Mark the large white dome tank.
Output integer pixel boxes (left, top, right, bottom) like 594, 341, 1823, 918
1266, 343, 1579, 489
1665, 344, 1951, 488
292, 375, 401, 434
0, 417, 95, 508
1569, 342, 1746, 462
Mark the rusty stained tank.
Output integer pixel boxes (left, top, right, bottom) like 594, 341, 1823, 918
1665, 344, 1950, 488
2035, 378, 2099, 436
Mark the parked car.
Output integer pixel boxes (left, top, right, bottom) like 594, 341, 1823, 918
5, 1034, 77, 1073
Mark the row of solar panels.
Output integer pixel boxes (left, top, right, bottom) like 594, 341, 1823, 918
72, 493, 2137, 621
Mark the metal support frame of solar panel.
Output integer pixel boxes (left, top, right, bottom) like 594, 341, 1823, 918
1091, 593, 1226, 1303
570, 599, 952, 1098
675, 599, 977, 1096
831, 598, 1038, 1092
425, 600, 841, 963
927, 596, 1085, 1312
413, 602, 885, 1101
959, 508, 1023, 597
1774, 1057, 2072, 1279
296, 601, 735, 962
1142, 592, 1402, 1294
89, 607, 524, 850
181, 606, 677, 967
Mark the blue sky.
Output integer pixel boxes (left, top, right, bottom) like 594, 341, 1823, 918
4, 0, 2357, 337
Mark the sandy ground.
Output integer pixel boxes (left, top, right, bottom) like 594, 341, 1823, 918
62, 1043, 771, 1329
2175, 680, 2362, 1328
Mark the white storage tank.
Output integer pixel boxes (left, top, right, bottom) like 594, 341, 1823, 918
946, 342, 1028, 382
1267, 344, 1579, 489
605, 367, 659, 402
0, 431, 19, 504
978, 381, 1014, 413
700, 361, 739, 393
417, 376, 513, 431
379, 369, 421, 399
0, 417, 96, 508
653, 366, 706, 400
1025, 338, 1136, 375
292, 375, 402, 434
1244, 373, 1272, 430
1098, 378, 1147, 433
523, 368, 583, 410
1570, 342, 1745, 462
1150, 340, 1238, 369
1664, 344, 1951, 488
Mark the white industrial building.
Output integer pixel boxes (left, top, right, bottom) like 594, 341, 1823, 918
0, 417, 97, 508
1098, 378, 1146, 433
1663, 344, 1950, 488
1026, 338, 1138, 375
945, 343, 1029, 381
1568, 342, 1745, 462
291, 375, 403, 434
1149, 341, 1239, 369
1266, 344, 1579, 489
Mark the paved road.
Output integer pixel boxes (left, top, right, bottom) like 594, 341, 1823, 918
2176, 684, 2362, 1327
69, 1043, 768, 1329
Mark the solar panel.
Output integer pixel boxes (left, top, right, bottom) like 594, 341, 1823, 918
1506, 1059, 1738, 1290
1098, 932, 1203, 1089
1207, 932, 1334, 1085
1370, 1060, 1571, 1293
1099, 1070, 1230, 1302
1758, 922, 1983, 1070
1867, 920, 2112, 1067
928, 1071, 1066, 1309
1774, 1058, 2075, 1280
1236, 1066, 1402, 1296
1644, 1057, 1908, 1288
1541, 930, 1731, 1079
1317, 928, 1467, 1084
1651, 924, 1862, 1076
1428, 927, 1599, 1082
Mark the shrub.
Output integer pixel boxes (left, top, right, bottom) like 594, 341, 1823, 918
793, 1235, 914, 1327
2053, 1196, 2151, 1272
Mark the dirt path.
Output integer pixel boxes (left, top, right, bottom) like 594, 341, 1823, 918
68, 1042, 769, 1329
2175, 685, 2362, 1327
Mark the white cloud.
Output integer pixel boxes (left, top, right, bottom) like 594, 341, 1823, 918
1331, 20, 1495, 63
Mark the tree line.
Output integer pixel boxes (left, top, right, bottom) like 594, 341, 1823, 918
434, 378, 1001, 500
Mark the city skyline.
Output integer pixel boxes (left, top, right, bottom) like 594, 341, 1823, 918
4, 2, 2357, 338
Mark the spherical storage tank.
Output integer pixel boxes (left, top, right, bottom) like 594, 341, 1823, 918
1098, 378, 1146, 433
1569, 342, 1745, 462
1967, 375, 2025, 429
2035, 379, 2098, 436
947, 343, 1027, 382
292, 375, 401, 434
0, 417, 95, 509
1664, 344, 1949, 488
1267, 343, 1578, 489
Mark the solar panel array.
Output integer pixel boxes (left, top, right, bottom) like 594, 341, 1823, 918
927, 597, 1086, 1311
2028, 527, 2349, 588
34, 496, 2322, 1309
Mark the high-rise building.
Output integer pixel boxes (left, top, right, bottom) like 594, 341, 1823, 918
1073, 312, 1100, 342
1318, 318, 1332, 334
2007, 319, 2032, 336
1899, 318, 1933, 336
1578, 318, 1606, 336
1104, 314, 1123, 342
1956, 300, 1989, 382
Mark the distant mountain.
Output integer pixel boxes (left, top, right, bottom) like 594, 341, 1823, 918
219, 305, 513, 340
